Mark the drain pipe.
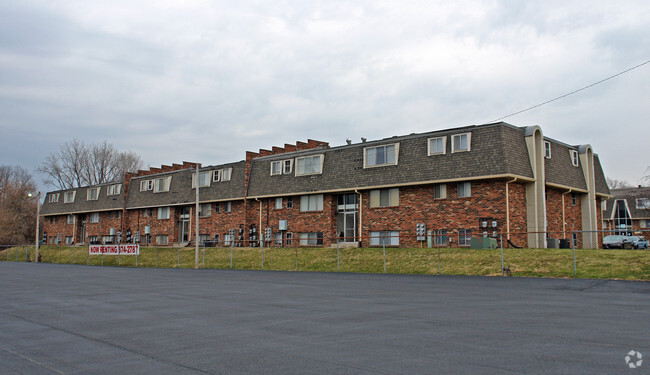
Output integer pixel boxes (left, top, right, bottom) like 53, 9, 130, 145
505, 178, 517, 240
255, 198, 262, 246
354, 189, 362, 245
562, 190, 570, 239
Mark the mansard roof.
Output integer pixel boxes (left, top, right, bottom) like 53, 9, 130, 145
603, 186, 650, 219
40, 182, 124, 216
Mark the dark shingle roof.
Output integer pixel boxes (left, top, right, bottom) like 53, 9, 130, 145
544, 140, 587, 191
603, 187, 650, 219
247, 123, 535, 197
40, 183, 124, 215
593, 155, 610, 196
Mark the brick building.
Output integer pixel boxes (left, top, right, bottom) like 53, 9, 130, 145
39, 122, 610, 249
602, 186, 650, 234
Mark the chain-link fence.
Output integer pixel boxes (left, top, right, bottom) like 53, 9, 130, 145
1, 229, 648, 279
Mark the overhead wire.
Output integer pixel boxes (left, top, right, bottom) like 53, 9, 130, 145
489, 59, 650, 123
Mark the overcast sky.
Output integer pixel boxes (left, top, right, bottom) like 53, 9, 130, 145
1, 0, 649, 191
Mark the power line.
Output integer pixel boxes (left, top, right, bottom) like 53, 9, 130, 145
489, 59, 650, 123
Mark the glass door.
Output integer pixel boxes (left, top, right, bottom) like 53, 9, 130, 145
178, 207, 190, 242
337, 194, 358, 242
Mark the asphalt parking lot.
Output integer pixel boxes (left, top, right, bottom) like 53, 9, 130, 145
0, 262, 648, 374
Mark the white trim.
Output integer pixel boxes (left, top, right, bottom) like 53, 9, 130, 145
295, 154, 324, 176
363, 143, 399, 168
451, 132, 471, 153
427, 136, 447, 156
570, 150, 579, 166
63, 190, 76, 204
270, 161, 282, 176
87, 187, 100, 201
544, 141, 551, 159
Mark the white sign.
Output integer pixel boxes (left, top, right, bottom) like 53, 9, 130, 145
89, 244, 140, 255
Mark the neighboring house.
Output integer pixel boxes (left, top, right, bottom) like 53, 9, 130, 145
39, 122, 610, 249
602, 186, 650, 235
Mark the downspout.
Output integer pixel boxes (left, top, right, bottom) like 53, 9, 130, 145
354, 189, 362, 244
505, 178, 517, 240
562, 189, 573, 239
255, 198, 262, 241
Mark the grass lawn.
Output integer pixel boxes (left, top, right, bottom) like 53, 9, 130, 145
2, 245, 648, 280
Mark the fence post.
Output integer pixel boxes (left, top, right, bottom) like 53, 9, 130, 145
500, 235, 504, 276
156, 247, 158, 268
382, 234, 386, 273
101, 248, 104, 266
73, 246, 75, 265
87, 248, 89, 265
59, 246, 62, 264
261, 241, 264, 271
177, 245, 180, 268
295, 245, 298, 272
230, 239, 234, 269
136, 247, 138, 267
335, 238, 340, 272
202, 244, 205, 269
16, 247, 18, 262
572, 232, 577, 278
118, 245, 121, 266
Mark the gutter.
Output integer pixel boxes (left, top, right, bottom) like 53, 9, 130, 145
505, 178, 517, 240
354, 189, 363, 245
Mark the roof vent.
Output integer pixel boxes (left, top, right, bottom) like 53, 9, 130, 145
346, 139, 352, 145
361, 137, 367, 143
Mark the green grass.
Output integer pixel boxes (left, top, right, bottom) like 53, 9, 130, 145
1, 245, 648, 280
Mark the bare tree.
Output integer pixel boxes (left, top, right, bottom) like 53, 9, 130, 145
606, 177, 631, 189
0, 165, 38, 244
642, 166, 650, 186
38, 140, 145, 189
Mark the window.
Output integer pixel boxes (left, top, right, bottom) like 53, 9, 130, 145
571, 193, 577, 205
275, 197, 282, 209
300, 194, 324, 212
223, 233, 233, 246
370, 231, 400, 246
300, 232, 323, 246
458, 229, 472, 246
192, 171, 212, 188
364, 144, 398, 167
89, 236, 98, 244
220, 168, 232, 182
284, 159, 293, 174
199, 234, 211, 245
570, 150, 579, 166
434, 229, 447, 246
156, 235, 169, 245
636, 198, 650, 210
199, 203, 211, 217
452, 133, 471, 152
102, 236, 113, 244
65, 236, 74, 245
142, 208, 154, 218
153, 176, 171, 193
87, 187, 100, 200
64, 191, 76, 203
369, 188, 399, 207
111, 211, 121, 219
157, 207, 170, 220
213, 234, 220, 245
212, 170, 221, 182
296, 155, 324, 175
223, 201, 232, 212
140, 180, 154, 191
48, 193, 59, 203
107, 184, 122, 196
66, 215, 74, 224
89, 212, 99, 223
271, 161, 282, 175
286, 232, 293, 245
274, 233, 283, 246
544, 141, 551, 159
458, 182, 471, 198
433, 184, 447, 199
287, 196, 293, 208
428, 137, 446, 155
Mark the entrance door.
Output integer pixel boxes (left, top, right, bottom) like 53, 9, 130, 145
337, 194, 358, 242
179, 207, 190, 242
78, 214, 86, 244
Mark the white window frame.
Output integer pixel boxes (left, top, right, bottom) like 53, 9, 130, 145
433, 184, 447, 199
544, 141, 551, 159
157, 207, 170, 220
283, 159, 294, 174
87, 187, 100, 201
300, 232, 323, 246
212, 169, 221, 182
451, 133, 471, 153
458, 182, 471, 198
275, 197, 283, 209
270, 161, 282, 176
89, 212, 99, 223
66, 214, 74, 224
220, 168, 232, 182
295, 155, 324, 176
570, 150, 579, 167
65, 236, 74, 245
156, 235, 169, 245
428, 136, 447, 156
458, 229, 472, 246
48, 193, 60, 203
64, 191, 76, 204
300, 194, 324, 212
153, 176, 172, 193
364, 143, 399, 168
223, 201, 232, 212
636, 198, 650, 210
192, 171, 212, 188
370, 231, 400, 246
369, 188, 399, 208
434, 229, 448, 246
107, 184, 122, 196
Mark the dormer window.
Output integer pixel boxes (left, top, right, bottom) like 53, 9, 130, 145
428, 137, 446, 155
87, 187, 100, 200
452, 133, 471, 152
107, 184, 122, 196
192, 171, 212, 188
544, 141, 551, 159
48, 193, 60, 203
364, 143, 398, 168
570, 150, 579, 166
296, 155, 324, 176
64, 191, 76, 203
153, 176, 171, 193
